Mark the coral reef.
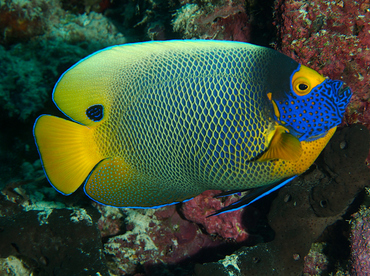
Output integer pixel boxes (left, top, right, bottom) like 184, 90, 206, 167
350, 205, 370, 275
95, 204, 126, 239
104, 0, 177, 41
102, 206, 225, 275
0, 45, 48, 121
0, 0, 46, 45
0, 186, 109, 275
172, 0, 278, 45
181, 190, 249, 242
172, 0, 250, 41
60, 0, 111, 14
302, 243, 329, 276
0, 255, 34, 276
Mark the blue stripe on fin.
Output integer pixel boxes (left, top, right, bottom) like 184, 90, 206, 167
208, 175, 297, 216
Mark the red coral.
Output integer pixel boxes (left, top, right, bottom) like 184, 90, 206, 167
103, 206, 223, 274
302, 244, 329, 275
350, 206, 370, 274
213, 12, 250, 42
181, 190, 249, 242
95, 204, 125, 238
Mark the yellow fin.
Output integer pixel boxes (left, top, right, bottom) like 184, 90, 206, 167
33, 115, 104, 194
258, 126, 302, 162
84, 157, 140, 207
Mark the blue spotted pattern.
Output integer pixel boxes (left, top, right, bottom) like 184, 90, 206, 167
275, 79, 352, 140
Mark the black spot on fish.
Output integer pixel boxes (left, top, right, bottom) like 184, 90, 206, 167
86, 104, 103, 122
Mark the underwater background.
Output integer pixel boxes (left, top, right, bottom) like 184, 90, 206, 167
0, 0, 370, 275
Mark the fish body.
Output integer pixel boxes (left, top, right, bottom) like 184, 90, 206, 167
33, 40, 352, 210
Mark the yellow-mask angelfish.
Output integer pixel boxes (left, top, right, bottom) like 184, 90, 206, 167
33, 40, 352, 215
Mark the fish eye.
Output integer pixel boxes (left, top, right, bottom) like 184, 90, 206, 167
293, 77, 311, 96
86, 104, 104, 122
298, 83, 308, 90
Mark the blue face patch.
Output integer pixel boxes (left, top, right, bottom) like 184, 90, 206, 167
275, 79, 352, 141
86, 104, 104, 122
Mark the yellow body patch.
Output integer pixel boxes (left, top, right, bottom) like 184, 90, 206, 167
272, 127, 337, 178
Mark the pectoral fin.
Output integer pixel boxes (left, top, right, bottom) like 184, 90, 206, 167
258, 125, 302, 162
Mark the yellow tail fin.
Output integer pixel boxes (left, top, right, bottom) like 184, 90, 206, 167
33, 115, 104, 195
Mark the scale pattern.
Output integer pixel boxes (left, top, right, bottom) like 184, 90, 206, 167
86, 41, 283, 206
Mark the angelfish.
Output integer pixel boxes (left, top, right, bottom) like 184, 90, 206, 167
33, 40, 352, 214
